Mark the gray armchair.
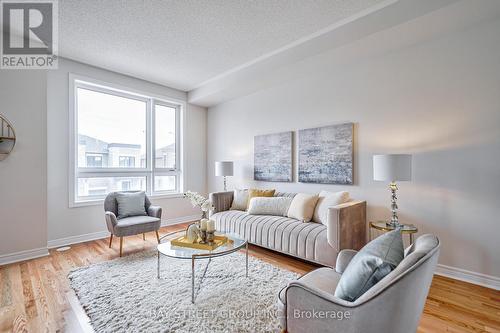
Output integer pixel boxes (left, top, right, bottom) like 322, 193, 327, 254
104, 191, 162, 257
278, 234, 440, 333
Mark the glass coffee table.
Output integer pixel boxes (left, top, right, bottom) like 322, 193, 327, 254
157, 230, 248, 303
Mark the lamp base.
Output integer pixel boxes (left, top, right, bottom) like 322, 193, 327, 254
386, 221, 402, 228
388, 182, 401, 228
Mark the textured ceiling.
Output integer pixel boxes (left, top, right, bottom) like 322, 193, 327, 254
59, 0, 386, 91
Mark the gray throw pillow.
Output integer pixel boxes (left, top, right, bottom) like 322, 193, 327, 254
116, 192, 147, 219
334, 229, 404, 302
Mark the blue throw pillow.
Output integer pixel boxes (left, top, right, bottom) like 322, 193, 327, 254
334, 229, 404, 302
116, 192, 147, 219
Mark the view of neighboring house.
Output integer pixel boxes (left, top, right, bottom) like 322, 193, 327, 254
77, 134, 175, 197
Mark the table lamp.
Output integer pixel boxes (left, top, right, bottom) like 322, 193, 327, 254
373, 154, 412, 227
215, 161, 234, 191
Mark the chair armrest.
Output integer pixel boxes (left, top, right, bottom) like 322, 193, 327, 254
287, 280, 354, 308
326, 201, 366, 251
209, 191, 234, 216
285, 281, 356, 332
105, 211, 118, 232
335, 249, 358, 274
147, 205, 162, 219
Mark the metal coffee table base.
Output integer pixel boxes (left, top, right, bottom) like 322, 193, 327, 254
157, 242, 249, 303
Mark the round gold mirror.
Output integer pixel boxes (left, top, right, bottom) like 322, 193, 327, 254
0, 114, 16, 161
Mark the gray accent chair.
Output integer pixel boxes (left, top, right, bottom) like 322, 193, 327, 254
278, 234, 440, 333
104, 191, 162, 257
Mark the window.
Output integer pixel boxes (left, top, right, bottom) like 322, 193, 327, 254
86, 153, 103, 167
120, 180, 132, 191
155, 104, 177, 169
119, 156, 135, 168
71, 77, 183, 204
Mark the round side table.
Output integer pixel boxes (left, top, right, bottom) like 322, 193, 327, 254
369, 221, 418, 245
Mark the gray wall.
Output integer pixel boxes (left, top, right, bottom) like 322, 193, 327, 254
207, 18, 500, 277
0, 58, 207, 258
0, 71, 48, 256
47, 58, 207, 242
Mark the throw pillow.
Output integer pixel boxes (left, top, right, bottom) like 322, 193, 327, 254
247, 189, 276, 209
287, 193, 319, 222
115, 191, 147, 219
334, 229, 404, 302
230, 189, 249, 211
247, 197, 293, 216
312, 191, 350, 224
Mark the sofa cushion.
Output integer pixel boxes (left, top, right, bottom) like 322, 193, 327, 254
312, 191, 350, 224
115, 191, 147, 219
230, 189, 248, 211
247, 197, 292, 216
287, 193, 319, 222
212, 210, 336, 267
278, 267, 342, 305
334, 229, 404, 302
114, 216, 161, 237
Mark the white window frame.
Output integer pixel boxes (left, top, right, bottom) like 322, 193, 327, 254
69, 74, 186, 207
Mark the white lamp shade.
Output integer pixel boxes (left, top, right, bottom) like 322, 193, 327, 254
373, 154, 412, 182
215, 161, 234, 176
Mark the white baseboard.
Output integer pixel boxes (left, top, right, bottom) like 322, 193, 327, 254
0, 247, 49, 266
161, 214, 200, 227
47, 230, 111, 249
47, 214, 200, 249
435, 264, 500, 291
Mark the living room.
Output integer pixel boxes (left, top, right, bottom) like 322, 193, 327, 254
0, 0, 499, 332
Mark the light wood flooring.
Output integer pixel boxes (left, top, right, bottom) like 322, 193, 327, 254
0, 223, 499, 333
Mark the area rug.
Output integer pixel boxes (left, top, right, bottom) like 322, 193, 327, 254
68, 250, 299, 332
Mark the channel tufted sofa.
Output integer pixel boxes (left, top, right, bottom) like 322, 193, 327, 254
209, 191, 367, 267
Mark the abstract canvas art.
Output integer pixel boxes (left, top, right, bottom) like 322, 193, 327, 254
298, 123, 353, 184
254, 131, 293, 182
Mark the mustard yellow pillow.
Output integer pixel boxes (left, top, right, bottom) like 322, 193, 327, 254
247, 189, 275, 209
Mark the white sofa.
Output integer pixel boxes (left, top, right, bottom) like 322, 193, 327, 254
209, 191, 367, 267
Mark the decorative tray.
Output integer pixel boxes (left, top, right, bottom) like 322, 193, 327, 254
171, 235, 231, 251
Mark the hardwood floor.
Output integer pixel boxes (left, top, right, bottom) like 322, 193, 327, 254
0, 223, 499, 333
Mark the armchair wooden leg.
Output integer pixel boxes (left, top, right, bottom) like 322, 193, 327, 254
119, 237, 123, 257
143, 233, 145, 241
109, 234, 113, 248
155, 231, 160, 244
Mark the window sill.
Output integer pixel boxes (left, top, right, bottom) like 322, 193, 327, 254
70, 192, 185, 208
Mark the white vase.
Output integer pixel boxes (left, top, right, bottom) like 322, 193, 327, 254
186, 224, 200, 243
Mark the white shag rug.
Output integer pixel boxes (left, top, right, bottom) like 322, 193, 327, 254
68, 250, 299, 333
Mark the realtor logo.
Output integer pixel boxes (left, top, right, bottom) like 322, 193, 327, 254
1, 0, 58, 69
